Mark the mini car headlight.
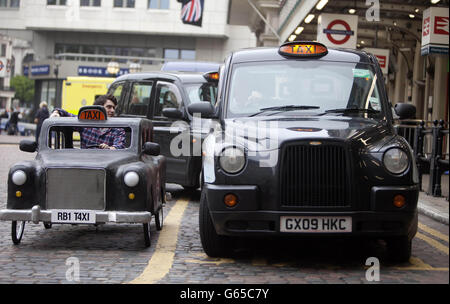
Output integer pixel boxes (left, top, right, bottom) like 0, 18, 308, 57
219, 147, 246, 174
124, 171, 139, 187
12, 170, 27, 186
383, 148, 409, 174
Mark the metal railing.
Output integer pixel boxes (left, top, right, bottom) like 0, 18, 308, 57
395, 119, 449, 198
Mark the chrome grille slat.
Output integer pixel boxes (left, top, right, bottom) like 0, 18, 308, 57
280, 143, 350, 208
46, 168, 106, 210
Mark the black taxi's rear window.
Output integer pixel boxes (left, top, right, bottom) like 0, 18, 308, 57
227, 61, 383, 117
47, 126, 132, 150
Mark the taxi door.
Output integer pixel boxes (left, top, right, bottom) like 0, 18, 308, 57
151, 80, 191, 186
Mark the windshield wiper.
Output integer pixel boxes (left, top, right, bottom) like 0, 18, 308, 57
249, 105, 320, 117
322, 108, 381, 115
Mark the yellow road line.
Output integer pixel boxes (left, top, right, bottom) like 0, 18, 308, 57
416, 232, 449, 255
394, 257, 448, 271
129, 198, 189, 284
418, 223, 449, 243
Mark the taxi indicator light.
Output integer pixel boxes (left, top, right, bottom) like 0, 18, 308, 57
279, 41, 328, 57
393, 195, 406, 208
203, 71, 219, 82
78, 106, 107, 121
224, 194, 238, 208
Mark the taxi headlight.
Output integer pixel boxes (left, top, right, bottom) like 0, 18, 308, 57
219, 147, 246, 174
383, 148, 409, 174
12, 170, 27, 186
124, 171, 139, 187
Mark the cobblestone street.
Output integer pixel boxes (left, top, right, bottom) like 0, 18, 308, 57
0, 144, 448, 284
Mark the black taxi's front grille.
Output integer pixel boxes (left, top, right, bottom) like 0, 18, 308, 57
280, 143, 351, 208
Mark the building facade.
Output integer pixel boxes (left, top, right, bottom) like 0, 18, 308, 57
0, 0, 256, 110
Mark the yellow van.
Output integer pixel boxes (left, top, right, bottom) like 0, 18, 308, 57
62, 77, 116, 115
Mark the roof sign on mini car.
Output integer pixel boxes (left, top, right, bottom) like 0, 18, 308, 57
279, 41, 328, 58
78, 106, 107, 121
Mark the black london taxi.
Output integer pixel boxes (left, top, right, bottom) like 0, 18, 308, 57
188, 42, 419, 262
108, 71, 218, 190
0, 106, 166, 247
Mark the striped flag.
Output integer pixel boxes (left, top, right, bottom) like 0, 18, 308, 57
178, 0, 204, 27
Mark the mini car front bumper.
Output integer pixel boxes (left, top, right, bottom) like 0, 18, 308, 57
0, 205, 152, 224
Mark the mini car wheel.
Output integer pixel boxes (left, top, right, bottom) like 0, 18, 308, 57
43, 222, 52, 229
386, 236, 412, 263
143, 223, 151, 247
12, 221, 25, 245
155, 206, 164, 231
199, 190, 232, 257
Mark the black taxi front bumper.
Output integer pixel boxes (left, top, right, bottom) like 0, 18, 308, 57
204, 184, 419, 238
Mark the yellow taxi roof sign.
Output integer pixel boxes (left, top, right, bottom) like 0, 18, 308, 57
279, 41, 328, 57
78, 106, 107, 121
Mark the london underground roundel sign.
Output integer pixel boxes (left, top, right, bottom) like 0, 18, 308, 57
317, 13, 358, 49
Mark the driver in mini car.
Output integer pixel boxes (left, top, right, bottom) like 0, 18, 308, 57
51, 94, 126, 150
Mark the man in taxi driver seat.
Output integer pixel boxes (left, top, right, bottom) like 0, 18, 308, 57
50, 94, 126, 150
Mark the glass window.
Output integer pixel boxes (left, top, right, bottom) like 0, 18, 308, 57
164, 49, 179, 59
48, 126, 132, 150
0, 44, 6, 56
114, 0, 134, 7
184, 83, 218, 105
149, 0, 169, 9
80, 0, 100, 6
128, 82, 153, 116
47, 0, 66, 5
10, 0, 19, 7
181, 49, 196, 60
107, 82, 125, 114
154, 82, 182, 117
227, 61, 383, 118
0, 0, 7, 7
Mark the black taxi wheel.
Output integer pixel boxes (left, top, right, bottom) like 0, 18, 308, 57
143, 223, 151, 247
12, 221, 25, 245
386, 236, 412, 263
155, 206, 164, 231
199, 190, 231, 257
43, 222, 52, 229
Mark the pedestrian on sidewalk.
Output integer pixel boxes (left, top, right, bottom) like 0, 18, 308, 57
34, 101, 49, 142
0, 109, 8, 135
7, 106, 22, 136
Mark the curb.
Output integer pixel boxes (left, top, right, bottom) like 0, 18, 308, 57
418, 203, 449, 225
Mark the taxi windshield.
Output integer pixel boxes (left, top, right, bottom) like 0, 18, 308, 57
227, 61, 384, 118
184, 82, 218, 106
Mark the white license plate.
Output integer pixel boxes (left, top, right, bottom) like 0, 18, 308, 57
51, 210, 96, 224
280, 216, 352, 233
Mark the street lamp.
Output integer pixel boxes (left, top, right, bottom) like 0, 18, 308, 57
107, 60, 120, 76
129, 62, 141, 74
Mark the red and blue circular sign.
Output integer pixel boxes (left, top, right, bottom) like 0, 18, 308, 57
323, 19, 354, 45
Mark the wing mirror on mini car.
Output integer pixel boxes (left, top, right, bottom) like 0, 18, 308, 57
187, 102, 216, 118
19, 140, 37, 153
394, 103, 416, 120
143, 142, 160, 156
162, 108, 185, 119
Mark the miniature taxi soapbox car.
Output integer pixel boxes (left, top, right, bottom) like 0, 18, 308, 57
0, 106, 166, 247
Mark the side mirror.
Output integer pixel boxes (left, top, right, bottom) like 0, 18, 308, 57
162, 108, 184, 119
187, 102, 216, 118
394, 103, 416, 120
143, 142, 160, 156
19, 140, 37, 153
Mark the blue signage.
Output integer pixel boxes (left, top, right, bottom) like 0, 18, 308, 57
31, 65, 50, 76
23, 65, 29, 76
78, 66, 129, 77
